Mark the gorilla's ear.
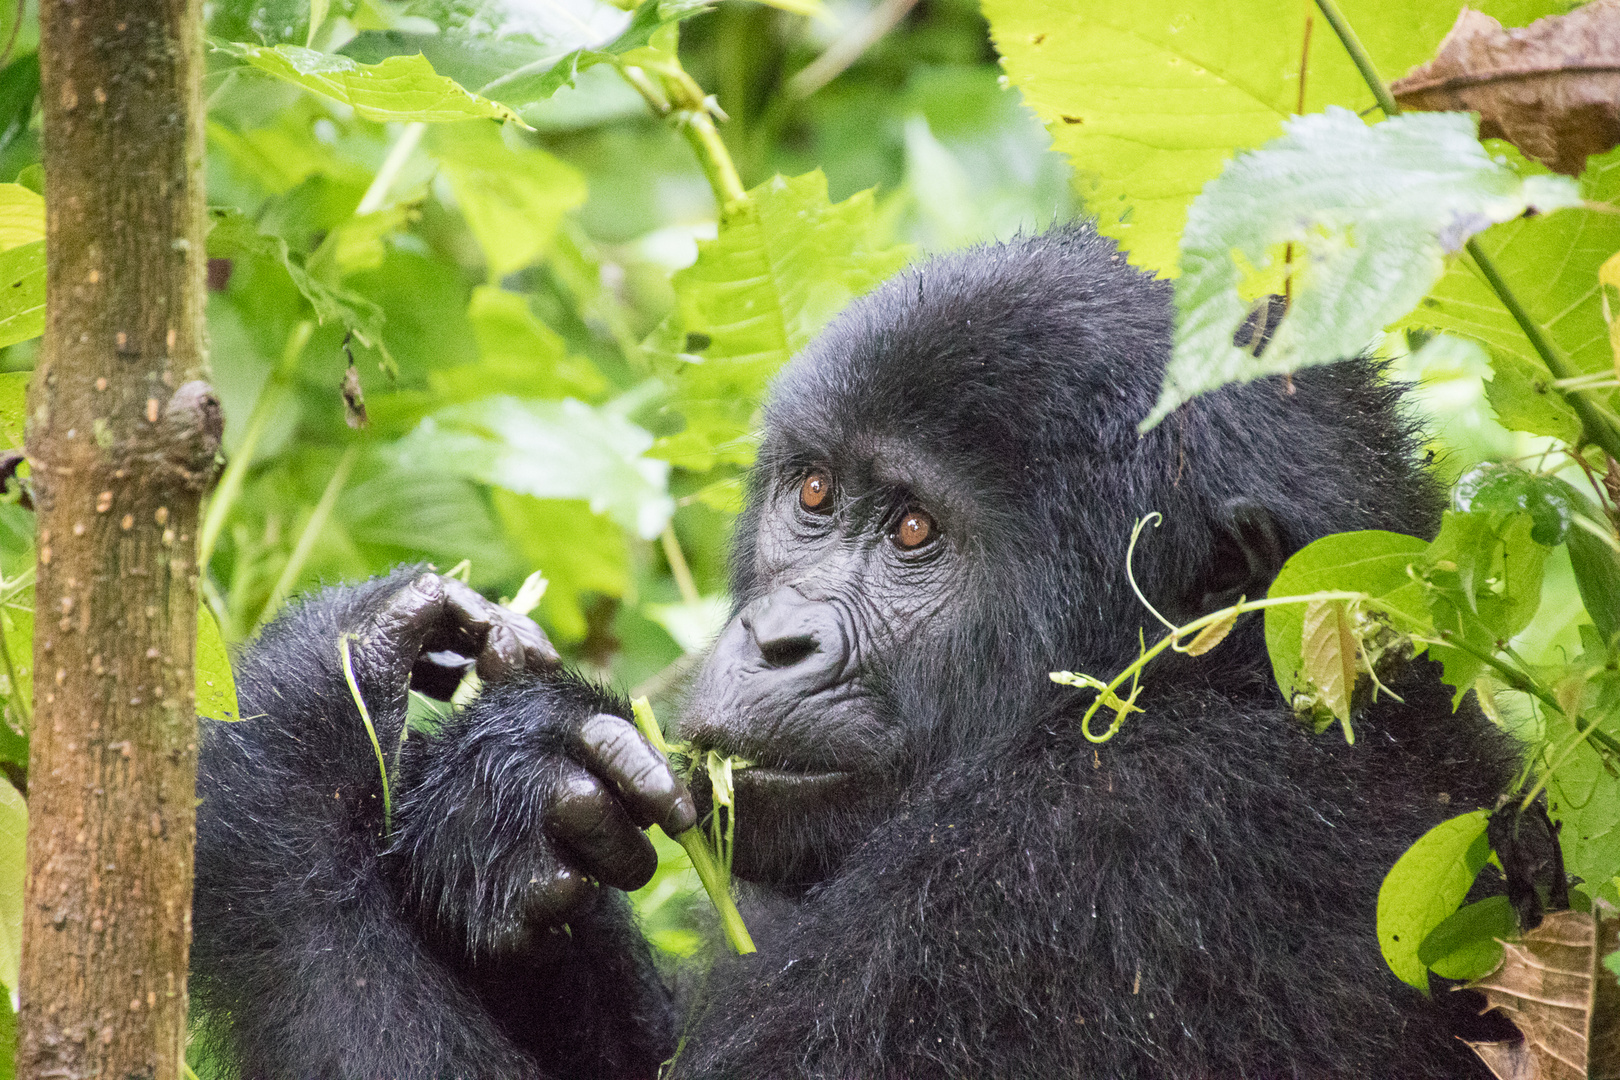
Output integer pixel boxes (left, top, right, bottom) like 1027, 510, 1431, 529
1200, 498, 1284, 613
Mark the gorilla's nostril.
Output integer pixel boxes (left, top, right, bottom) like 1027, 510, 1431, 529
759, 633, 818, 668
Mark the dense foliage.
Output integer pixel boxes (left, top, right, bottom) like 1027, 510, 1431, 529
0, 0, 1614, 1070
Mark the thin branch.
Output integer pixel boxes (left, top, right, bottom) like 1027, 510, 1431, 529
786, 0, 920, 100
263, 443, 359, 620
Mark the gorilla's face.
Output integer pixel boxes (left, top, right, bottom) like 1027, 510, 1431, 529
682, 442, 973, 885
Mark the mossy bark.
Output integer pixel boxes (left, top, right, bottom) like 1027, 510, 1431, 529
21, 1, 216, 1077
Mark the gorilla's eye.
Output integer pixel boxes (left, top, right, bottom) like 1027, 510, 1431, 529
799, 471, 834, 514
894, 509, 936, 550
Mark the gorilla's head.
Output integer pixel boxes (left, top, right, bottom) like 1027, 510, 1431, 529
680, 226, 1441, 886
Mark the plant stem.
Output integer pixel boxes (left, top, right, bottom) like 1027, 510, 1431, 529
1310, 0, 1398, 118
1463, 239, 1620, 462
339, 633, 392, 832
263, 443, 359, 620
670, 824, 756, 954
619, 58, 748, 211
199, 319, 314, 570
1313, 0, 1620, 464
661, 523, 701, 606
356, 122, 425, 216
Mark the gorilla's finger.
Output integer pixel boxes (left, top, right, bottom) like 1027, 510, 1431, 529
574, 713, 697, 835
475, 623, 526, 684
543, 764, 659, 891
517, 862, 598, 925
360, 573, 452, 688
439, 577, 560, 680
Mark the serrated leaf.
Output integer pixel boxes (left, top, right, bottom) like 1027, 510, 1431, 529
1485, 349, 1584, 442
1453, 462, 1584, 546
651, 171, 911, 470
1404, 144, 1620, 422
1146, 110, 1579, 430
214, 42, 526, 124
0, 240, 44, 350
207, 208, 393, 371
1300, 599, 1359, 739
1421, 510, 1549, 695
196, 605, 239, 722
400, 396, 673, 540
433, 124, 587, 278
1265, 530, 1431, 702
981, 0, 1560, 276
1378, 809, 1492, 990
0, 184, 42, 252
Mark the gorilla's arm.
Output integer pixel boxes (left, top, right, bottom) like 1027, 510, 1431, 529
192, 572, 680, 1080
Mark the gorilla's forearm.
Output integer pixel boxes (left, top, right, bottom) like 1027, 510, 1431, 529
192, 579, 676, 1080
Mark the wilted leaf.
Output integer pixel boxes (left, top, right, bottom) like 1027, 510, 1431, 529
1393, 1, 1620, 176
1469, 907, 1620, 1080
214, 42, 526, 124
1184, 608, 1238, 656
1300, 599, 1358, 734
1378, 809, 1492, 990
1146, 110, 1579, 430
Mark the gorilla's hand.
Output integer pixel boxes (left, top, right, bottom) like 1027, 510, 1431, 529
347, 572, 560, 708
392, 679, 696, 955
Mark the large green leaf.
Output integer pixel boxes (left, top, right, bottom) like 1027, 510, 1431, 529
1377, 809, 1491, 990
213, 42, 525, 124
652, 171, 911, 470
1147, 110, 1577, 430
1404, 146, 1620, 427
0, 183, 42, 252
196, 606, 239, 722
492, 492, 629, 643
0, 240, 43, 350
397, 396, 673, 539
1264, 529, 1431, 704
981, 0, 1559, 275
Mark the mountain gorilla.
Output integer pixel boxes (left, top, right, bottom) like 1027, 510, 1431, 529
192, 226, 1515, 1078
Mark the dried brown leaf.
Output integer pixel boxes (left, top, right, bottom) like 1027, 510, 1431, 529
1468, 908, 1620, 1080
1391, 0, 1620, 175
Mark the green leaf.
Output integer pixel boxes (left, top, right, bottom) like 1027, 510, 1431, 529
981, 0, 1560, 276
1568, 527, 1620, 646
1145, 110, 1579, 431
207, 208, 394, 372
0, 240, 44, 350
1377, 809, 1491, 990
399, 396, 673, 539
1419, 510, 1548, 693
1417, 894, 1515, 982
652, 171, 911, 470
0, 371, 26, 449
0, 184, 42, 252
1452, 463, 1582, 546
213, 42, 526, 124
1265, 530, 1431, 702
491, 493, 630, 643
196, 605, 239, 722
428, 286, 607, 403
1484, 350, 1583, 443
432, 124, 587, 278
0, 774, 23, 994
1300, 599, 1358, 739
0, 582, 31, 748
1404, 144, 1620, 423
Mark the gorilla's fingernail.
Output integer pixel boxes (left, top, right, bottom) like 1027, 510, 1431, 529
668, 791, 697, 835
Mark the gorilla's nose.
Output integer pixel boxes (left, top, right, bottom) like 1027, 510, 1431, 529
741, 587, 848, 676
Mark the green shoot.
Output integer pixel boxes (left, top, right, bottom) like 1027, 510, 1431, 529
339, 633, 392, 833
631, 696, 756, 955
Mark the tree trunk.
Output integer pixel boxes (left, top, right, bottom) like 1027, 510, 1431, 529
20, 1, 216, 1076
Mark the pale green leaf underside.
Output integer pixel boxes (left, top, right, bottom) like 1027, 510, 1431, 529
216, 42, 525, 124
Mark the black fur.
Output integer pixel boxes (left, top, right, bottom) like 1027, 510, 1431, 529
193, 227, 1516, 1078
